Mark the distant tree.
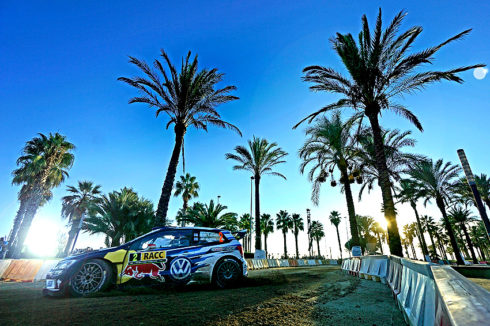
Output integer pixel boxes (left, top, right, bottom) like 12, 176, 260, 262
119, 50, 241, 225
226, 137, 288, 250
276, 210, 293, 258
260, 214, 274, 254
295, 9, 483, 256
83, 188, 155, 247
61, 181, 102, 256
238, 213, 253, 252
408, 159, 464, 265
181, 200, 237, 229
310, 221, 325, 257
291, 213, 304, 258
449, 206, 478, 263
174, 173, 200, 225
371, 222, 386, 254
329, 211, 343, 259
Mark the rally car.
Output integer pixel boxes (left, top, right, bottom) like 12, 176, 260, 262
43, 226, 248, 297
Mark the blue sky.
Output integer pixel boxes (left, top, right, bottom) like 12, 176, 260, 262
0, 1, 488, 257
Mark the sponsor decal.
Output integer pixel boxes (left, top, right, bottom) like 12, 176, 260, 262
123, 263, 166, 282
129, 250, 167, 265
169, 257, 192, 281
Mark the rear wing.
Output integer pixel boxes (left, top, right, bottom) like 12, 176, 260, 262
233, 230, 247, 240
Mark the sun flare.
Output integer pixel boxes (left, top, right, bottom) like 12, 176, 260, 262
24, 218, 60, 257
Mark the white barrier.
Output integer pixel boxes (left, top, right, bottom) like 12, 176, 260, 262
34, 259, 60, 281
0, 259, 12, 278
329, 259, 338, 265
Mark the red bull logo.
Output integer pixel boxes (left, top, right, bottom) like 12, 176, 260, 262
123, 263, 166, 282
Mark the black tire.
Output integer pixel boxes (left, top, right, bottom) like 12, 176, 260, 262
69, 259, 114, 297
213, 257, 241, 289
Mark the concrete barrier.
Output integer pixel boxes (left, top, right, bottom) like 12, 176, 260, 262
1, 259, 44, 282
308, 259, 316, 266
297, 259, 305, 266
246, 259, 254, 270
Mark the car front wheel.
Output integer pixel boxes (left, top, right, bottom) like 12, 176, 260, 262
213, 258, 241, 289
69, 259, 113, 297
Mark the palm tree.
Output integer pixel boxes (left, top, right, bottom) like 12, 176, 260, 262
291, 213, 304, 258
311, 221, 325, 257
174, 173, 200, 225
329, 211, 343, 259
119, 50, 241, 225
84, 188, 155, 247
408, 159, 464, 265
457, 174, 490, 211
276, 210, 292, 258
260, 214, 274, 254
449, 206, 478, 263
420, 215, 439, 258
371, 222, 386, 254
299, 112, 360, 246
238, 213, 253, 252
61, 181, 102, 256
181, 200, 237, 229
470, 221, 488, 261
9, 133, 75, 258
294, 9, 484, 256
403, 223, 418, 259
356, 128, 423, 200
226, 137, 288, 250
396, 179, 429, 257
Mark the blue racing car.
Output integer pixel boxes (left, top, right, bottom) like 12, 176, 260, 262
43, 226, 248, 297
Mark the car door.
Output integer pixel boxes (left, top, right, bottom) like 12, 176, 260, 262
119, 229, 194, 284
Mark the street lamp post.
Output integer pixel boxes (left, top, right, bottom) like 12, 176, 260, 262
250, 176, 254, 252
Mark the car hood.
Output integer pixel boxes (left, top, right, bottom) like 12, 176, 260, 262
65, 245, 128, 261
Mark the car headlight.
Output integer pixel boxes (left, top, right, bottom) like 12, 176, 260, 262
49, 260, 77, 276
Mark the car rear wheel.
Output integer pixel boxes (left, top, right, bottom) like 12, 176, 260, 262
213, 258, 241, 289
69, 259, 113, 297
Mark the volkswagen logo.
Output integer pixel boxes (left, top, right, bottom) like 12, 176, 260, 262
169, 257, 191, 281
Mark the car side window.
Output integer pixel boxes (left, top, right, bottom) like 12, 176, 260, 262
198, 231, 225, 245
131, 230, 193, 250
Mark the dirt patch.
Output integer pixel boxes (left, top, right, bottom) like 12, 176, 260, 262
467, 277, 490, 291
0, 267, 404, 326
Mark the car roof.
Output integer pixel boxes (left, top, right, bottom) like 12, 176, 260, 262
151, 226, 227, 232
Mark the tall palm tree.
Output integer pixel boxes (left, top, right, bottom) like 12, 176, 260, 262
295, 9, 483, 256
329, 211, 343, 259
311, 221, 325, 257
226, 137, 288, 250
408, 159, 464, 265
260, 214, 274, 254
84, 188, 155, 247
396, 179, 429, 257
299, 112, 360, 246
181, 200, 237, 229
276, 210, 292, 258
174, 173, 200, 225
291, 213, 304, 258
449, 206, 478, 263
238, 213, 253, 252
470, 222, 488, 261
10, 133, 75, 258
119, 50, 241, 225
61, 181, 102, 256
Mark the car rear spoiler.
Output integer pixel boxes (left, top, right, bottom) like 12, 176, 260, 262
233, 230, 247, 240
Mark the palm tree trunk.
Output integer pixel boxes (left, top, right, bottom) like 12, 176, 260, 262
456, 228, 470, 258
5, 199, 28, 258
427, 230, 438, 257
411, 202, 429, 256
461, 224, 478, 264
294, 233, 299, 258
63, 222, 79, 257
410, 242, 417, 259
264, 234, 268, 254
340, 167, 360, 247
436, 196, 464, 265
376, 232, 384, 254
283, 231, 287, 258
317, 239, 321, 257
434, 232, 448, 260
366, 112, 403, 256
335, 226, 342, 259
254, 176, 261, 250
11, 190, 43, 258
181, 198, 188, 227
155, 124, 185, 226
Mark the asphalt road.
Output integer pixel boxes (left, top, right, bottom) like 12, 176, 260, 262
0, 266, 404, 326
